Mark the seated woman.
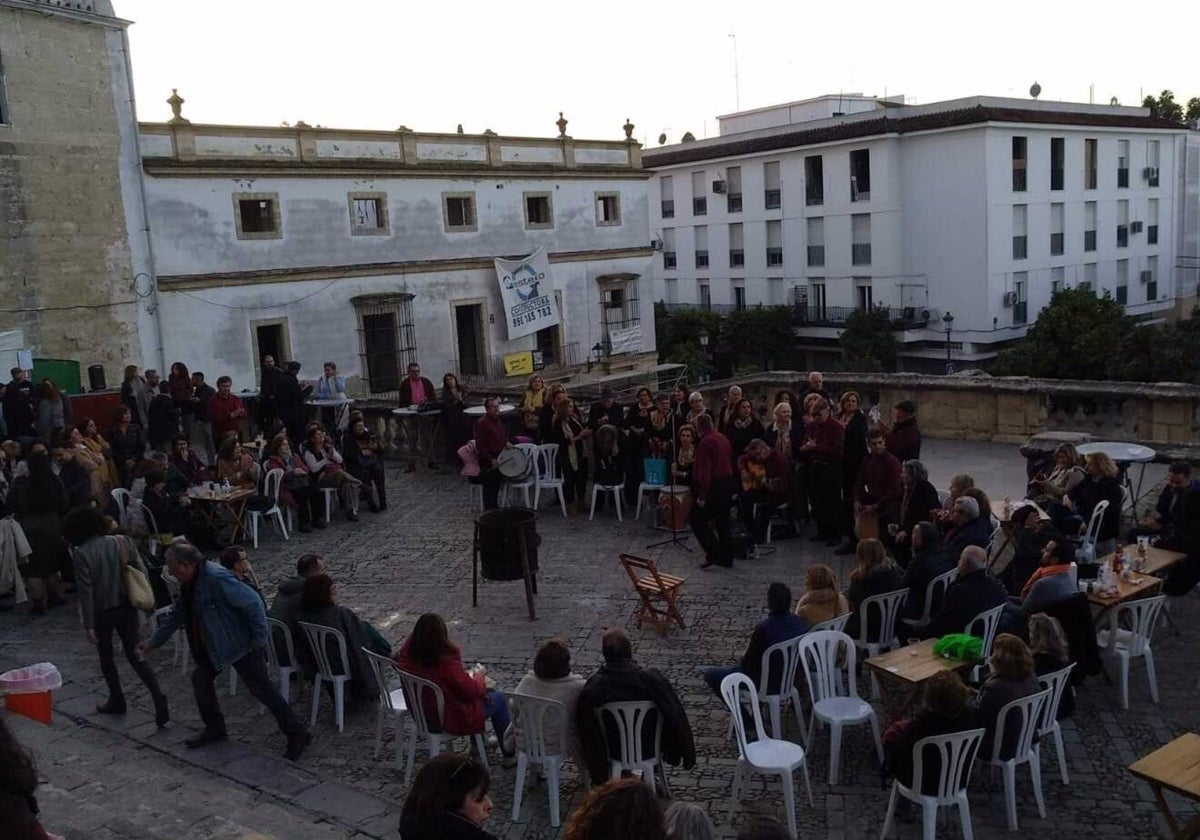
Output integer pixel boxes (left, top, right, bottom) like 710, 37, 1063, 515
302, 426, 361, 522
168, 435, 209, 488
886, 460, 941, 568
901, 522, 955, 622
78, 418, 119, 501
215, 435, 261, 490
140, 469, 191, 537
504, 639, 588, 784
1028, 443, 1087, 506
1028, 612, 1074, 719
972, 634, 1041, 759
342, 416, 387, 512
592, 423, 626, 501
52, 435, 95, 508
1053, 452, 1123, 546
297, 573, 389, 702
395, 613, 516, 767
265, 435, 320, 532
105, 405, 145, 490
399, 753, 497, 840
883, 670, 979, 793
844, 538, 905, 640
62, 425, 105, 506
794, 563, 849, 626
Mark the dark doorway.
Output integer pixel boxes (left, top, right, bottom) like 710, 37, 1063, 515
256, 323, 285, 368
455, 304, 485, 377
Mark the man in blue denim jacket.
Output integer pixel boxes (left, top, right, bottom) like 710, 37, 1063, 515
141, 542, 311, 759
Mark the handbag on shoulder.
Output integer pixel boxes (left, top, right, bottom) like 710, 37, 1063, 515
116, 535, 156, 612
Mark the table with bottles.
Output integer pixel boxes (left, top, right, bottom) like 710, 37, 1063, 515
185, 482, 257, 544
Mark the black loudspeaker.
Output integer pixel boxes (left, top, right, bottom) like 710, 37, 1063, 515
87, 364, 107, 392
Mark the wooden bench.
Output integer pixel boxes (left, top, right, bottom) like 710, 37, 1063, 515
619, 554, 685, 634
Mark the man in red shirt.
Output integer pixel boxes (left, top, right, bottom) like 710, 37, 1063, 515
838, 428, 902, 555
801, 397, 845, 544
473, 397, 510, 509
690, 414, 735, 568
737, 439, 792, 556
398, 362, 438, 472
209, 376, 247, 449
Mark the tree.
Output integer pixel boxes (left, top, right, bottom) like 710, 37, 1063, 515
1188, 97, 1200, 124
992, 288, 1132, 380
1142, 90, 1187, 123
653, 303, 723, 380
721, 307, 796, 370
838, 307, 897, 371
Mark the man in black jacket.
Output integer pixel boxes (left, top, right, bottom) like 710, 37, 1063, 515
917, 545, 1008, 639
576, 628, 695, 787
588, 388, 624, 432
3, 367, 35, 439
258, 355, 283, 434
275, 362, 311, 446
147, 381, 180, 452
189, 372, 217, 467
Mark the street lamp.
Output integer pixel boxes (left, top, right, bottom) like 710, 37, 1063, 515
942, 311, 955, 374
698, 330, 710, 383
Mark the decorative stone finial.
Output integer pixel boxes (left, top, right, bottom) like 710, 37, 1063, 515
295, 120, 311, 129
623, 118, 635, 141
483, 128, 497, 137
456, 123, 464, 134
167, 88, 189, 125
681, 131, 696, 143
556, 112, 568, 138
396, 125, 412, 133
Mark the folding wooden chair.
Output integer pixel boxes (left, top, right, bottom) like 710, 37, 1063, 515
619, 554, 685, 633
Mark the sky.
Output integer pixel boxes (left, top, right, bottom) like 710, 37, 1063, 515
114, 0, 1196, 146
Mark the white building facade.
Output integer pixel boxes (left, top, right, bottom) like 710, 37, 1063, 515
644, 95, 1198, 372
139, 119, 654, 397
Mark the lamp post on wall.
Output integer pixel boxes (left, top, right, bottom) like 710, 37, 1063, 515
698, 330, 710, 383
942, 311, 955, 375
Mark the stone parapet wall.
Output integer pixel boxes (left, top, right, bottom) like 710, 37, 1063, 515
691, 371, 1200, 452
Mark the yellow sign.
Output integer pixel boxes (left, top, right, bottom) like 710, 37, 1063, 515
503, 351, 534, 376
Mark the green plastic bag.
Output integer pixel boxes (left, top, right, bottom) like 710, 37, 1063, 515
932, 633, 983, 661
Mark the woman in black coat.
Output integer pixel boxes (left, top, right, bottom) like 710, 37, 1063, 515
884, 671, 979, 793
1063, 453, 1124, 542
845, 538, 906, 640
886, 459, 941, 568
901, 522, 955, 622
6, 448, 69, 612
545, 398, 590, 511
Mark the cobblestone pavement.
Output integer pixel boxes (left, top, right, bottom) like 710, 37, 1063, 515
0, 441, 1193, 839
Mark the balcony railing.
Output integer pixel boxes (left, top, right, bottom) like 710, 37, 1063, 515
1084, 230, 1097, 251
729, 250, 745, 268
1116, 225, 1128, 248
791, 304, 930, 328
764, 189, 781, 209
695, 250, 709, 268
766, 247, 783, 267
851, 243, 872, 266
1012, 237, 1027, 260
1050, 232, 1064, 255
663, 251, 676, 269
661, 199, 674, 218
693, 197, 707, 215
449, 341, 580, 385
727, 194, 743, 213
807, 245, 825, 267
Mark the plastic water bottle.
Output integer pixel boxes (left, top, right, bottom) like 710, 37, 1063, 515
221, 479, 231, 494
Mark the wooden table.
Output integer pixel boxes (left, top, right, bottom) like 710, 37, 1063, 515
1084, 572, 1163, 610
186, 486, 256, 543
1098, 546, 1188, 578
863, 639, 978, 722
1129, 732, 1200, 838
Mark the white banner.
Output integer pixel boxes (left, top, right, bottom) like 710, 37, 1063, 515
608, 325, 643, 355
494, 247, 560, 340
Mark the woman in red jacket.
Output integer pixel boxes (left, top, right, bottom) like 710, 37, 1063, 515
395, 614, 516, 766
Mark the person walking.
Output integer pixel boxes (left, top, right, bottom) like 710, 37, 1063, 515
141, 542, 311, 759
690, 414, 735, 569
64, 507, 169, 726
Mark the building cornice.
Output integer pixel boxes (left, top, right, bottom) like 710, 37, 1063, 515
142, 158, 650, 180
156, 246, 654, 291
0, 0, 128, 29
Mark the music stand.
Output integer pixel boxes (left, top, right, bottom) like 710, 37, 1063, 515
647, 371, 692, 553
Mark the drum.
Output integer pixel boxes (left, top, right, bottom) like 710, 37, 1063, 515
658, 484, 692, 531
856, 507, 880, 541
496, 447, 533, 483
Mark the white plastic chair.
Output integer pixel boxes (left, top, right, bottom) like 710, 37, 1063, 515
1096, 594, 1164, 709
721, 672, 814, 839
467, 478, 485, 512
532, 443, 567, 517
966, 603, 1006, 683
247, 468, 289, 548
809, 613, 851, 634
977, 688, 1051, 831
921, 567, 959, 624
111, 487, 131, 526
725, 636, 806, 743
853, 588, 908, 697
321, 486, 339, 522
362, 648, 411, 769
798, 630, 883, 785
509, 693, 569, 827
501, 442, 540, 508
151, 604, 189, 674
596, 701, 671, 795
395, 667, 488, 785
297, 621, 351, 733
589, 483, 623, 521
139, 501, 162, 557
1035, 663, 1075, 785
880, 728, 986, 840
266, 617, 300, 704
634, 482, 664, 522
1074, 499, 1110, 563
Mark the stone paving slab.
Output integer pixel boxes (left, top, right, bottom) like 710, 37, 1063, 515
0, 441, 1194, 838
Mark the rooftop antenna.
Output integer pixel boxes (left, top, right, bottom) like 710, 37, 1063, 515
729, 34, 740, 111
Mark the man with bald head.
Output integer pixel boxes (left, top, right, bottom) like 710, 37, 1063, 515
916, 545, 1008, 640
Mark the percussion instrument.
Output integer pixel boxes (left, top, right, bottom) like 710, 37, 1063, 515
496, 447, 534, 483
658, 484, 692, 531
856, 507, 880, 541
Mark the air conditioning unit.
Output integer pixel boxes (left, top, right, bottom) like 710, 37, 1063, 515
1002, 291, 1018, 306
1140, 270, 1153, 283
712, 179, 727, 194
1130, 221, 1144, 233
650, 238, 663, 251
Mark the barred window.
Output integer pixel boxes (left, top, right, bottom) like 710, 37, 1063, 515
352, 294, 417, 398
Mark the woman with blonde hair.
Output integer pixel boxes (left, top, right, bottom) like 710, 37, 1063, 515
973, 634, 1040, 758
518, 374, 545, 440
1028, 442, 1086, 504
1054, 451, 1123, 544
684, 391, 709, 427
794, 563, 850, 625
844, 538, 904, 639
1028, 612, 1074, 718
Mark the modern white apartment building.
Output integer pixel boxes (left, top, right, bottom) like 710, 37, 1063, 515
138, 114, 655, 397
644, 94, 1200, 372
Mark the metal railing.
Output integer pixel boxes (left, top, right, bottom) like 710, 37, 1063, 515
448, 341, 581, 386
791, 305, 930, 328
